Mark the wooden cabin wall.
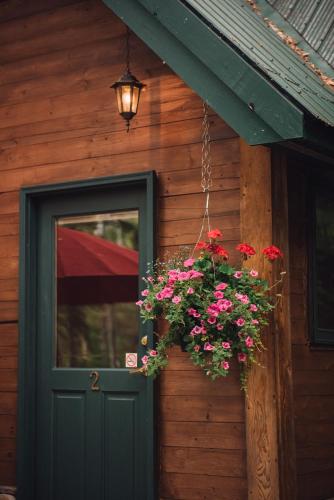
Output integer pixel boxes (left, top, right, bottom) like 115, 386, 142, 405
288, 165, 334, 500
0, 1, 246, 497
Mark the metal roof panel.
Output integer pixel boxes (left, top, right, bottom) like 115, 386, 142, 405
185, 0, 334, 125
266, 0, 334, 69
319, 27, 334, 67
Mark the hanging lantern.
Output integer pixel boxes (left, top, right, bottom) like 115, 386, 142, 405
111, 28, 145, 132
111, 70, 144, 132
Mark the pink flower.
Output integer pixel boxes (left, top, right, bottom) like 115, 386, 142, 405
161, 286, 174, 298
252, 319, 259, 325
250, 304, 258, 312
172, 296, 182, 304
216, 323, 224, 331
135, 300, 143, 307
155, 292, 164, 301
193, 311, 201, 318
222, 342, 230, 349
149, 350, 157, 356
222, 361, 230, 370
168, 270, 179, 279
184, 258, 195, 267
214, 291, 224, 299
234, 271, 243, 279
245, 336, 254, 348
250, 269, 258, 278
141, 289, 149, 296
145, 303, 153, 312
147, 276, 154, 283
158, 276, 164, 282
238, 353, 247, 363
190, 326, 203, 336
216, 282, 228, 290
235, 317, 245, 327
194, 345, 200, 352
141, 355, 149, 365
235, 293, 250, 304
207, 304, 220, 317
217, 299, 233, 312
207, 316, 216, 324
187, 287, 194, 295
178, 271, 190, 281
204, 342, 215, 351
189, 270, 204, 279
187, 308, 197, 316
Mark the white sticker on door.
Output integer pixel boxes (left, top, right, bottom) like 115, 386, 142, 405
125, 353, 138, 368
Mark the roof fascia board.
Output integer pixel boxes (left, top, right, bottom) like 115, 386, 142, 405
102, 0, 303, 145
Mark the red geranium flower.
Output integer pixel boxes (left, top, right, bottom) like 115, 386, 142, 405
207, 243, 219, 254
217, 247, 229, 259
196, 241, 208, 250
262, 245, 283, 261
207, 244, 229, 259
236, 243, 256, 258
207, 228, 222, 240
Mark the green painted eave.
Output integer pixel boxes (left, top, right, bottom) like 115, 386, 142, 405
103, 0, 305, 145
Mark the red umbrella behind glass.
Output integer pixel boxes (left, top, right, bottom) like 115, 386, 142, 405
57, 226, 139, 305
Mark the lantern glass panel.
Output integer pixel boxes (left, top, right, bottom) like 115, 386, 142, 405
116, 89, 123, 115
121, 85, 132, 113
131, 86, 140, 114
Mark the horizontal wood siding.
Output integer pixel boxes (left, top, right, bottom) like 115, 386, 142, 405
288, 165, 334, 500
0, 1, 245, 497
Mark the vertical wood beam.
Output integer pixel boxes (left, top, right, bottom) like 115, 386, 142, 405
240, 139, 280, 500
240, 141, 296, 500
271, 148, 297, 499
240, 140, 297, 499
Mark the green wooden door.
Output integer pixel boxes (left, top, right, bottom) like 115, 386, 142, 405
29, 180, 154, 500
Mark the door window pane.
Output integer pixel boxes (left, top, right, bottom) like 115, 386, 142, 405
55, 211, 139, 368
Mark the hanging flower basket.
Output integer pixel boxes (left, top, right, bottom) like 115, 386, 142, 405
137, 231, 284, 390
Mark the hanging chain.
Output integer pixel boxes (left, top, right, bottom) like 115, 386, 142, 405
192, 101, 213, 255
201, 101, 212, 193
125, 26, 130, 72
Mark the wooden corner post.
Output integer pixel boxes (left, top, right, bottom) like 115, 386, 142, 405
240, 140, 297, 500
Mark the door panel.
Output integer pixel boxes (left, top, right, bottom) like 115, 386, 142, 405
53, 393, 86, 500
33, 183, 153, 500
104, 395, 137, 499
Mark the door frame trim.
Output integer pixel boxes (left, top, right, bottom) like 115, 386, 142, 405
17, 172, 157, 500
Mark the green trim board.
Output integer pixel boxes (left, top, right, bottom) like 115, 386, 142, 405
17, 171, 157, 500
103, 0, 304, 145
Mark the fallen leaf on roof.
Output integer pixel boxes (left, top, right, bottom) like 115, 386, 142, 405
245, 0, 334, 89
